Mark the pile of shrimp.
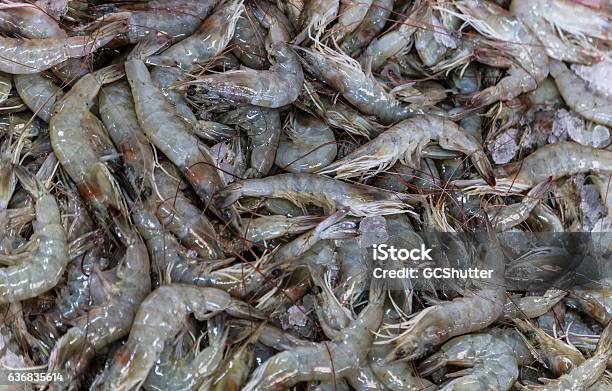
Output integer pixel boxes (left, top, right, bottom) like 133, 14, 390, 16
0, 0, 611, 390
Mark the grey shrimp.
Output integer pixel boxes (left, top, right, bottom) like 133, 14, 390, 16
502, 289, 567, 320
14, 72, 64, 122
300, 41, 420, 125
0, 165, 68, 303
182, 42, 304, 109
340, 0, 394, 56
101, 284, 264, 391
99, 81, 155, 198
47, 237, 151, 387
125, 37, 239, 228
244, 215, 321, 243
49, 65, 131, 243
0, 21, 126, 74
293, 0, 339, 44
320, 115, 496, 186
215, 173, 420, 217
232, 4, 270, 70
548, 60, 612, 127
418, 333, 518, 391
243, 280, 385, 391
487, 179, 551, 231
331, 0, 374, 43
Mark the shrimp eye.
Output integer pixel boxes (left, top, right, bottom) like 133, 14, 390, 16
269, 268, 282, 278
311, 285, 322, 295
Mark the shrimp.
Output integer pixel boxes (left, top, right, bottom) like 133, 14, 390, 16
414, 4, 460, 68
0, 136, 23, 209
183, 42, 304, 109
487, 179, 551, 231
450, 0, 549, 107
513, 318, 585, 376
232, 5, 270, 70
99, 81, 155, 198
502, 289, 568, 320
511, 0, 610, 64
46, 236, 150, 387
244, 215, 321, 243
457, 142, 612, 194
215, 173, 419, 217
49, 64, 131, 243
320, 115, 496, 186
0, 165, 67, 303
275, 110, 337, 173
517, 321, 612, 390
144, 316, 228, 391
548, 60, 612, 127
149, 163, 222, 260
418, 333, 519, 391
101, 284, 264, 391
340, 0, 394, 56
0, 21, 125, 74
293, 0, 339, 44
567, 281, 612, 326
299, 41, 420, 125
359, 2, 427, 72
331, 0, 374, 42
14, 72, 64, 122
217, 106, 281, 178
149, 0, 242, 126
125, 37, 239, 229
243, 280, 385, 391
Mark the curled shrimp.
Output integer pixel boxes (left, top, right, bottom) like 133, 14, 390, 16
486, 179, 551, 231
101, 284, 264, 391
182, 42, 304, 109
548, 60, 612, 127
275, 110, 337, 173
0, 21, 126, 74
320, 115, 496, 186
0, 165, 67, 303
215, 173, 420, 217
232, 4, 270, 70
340, 0, 394, 56
418, 333, 518, 391
449, 0, 549, 107
457, 142, 612, 194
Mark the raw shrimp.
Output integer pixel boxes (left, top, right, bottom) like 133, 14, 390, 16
14, 72, 64, 122
567, 281, 612, 326
548, 60, 612, 127
232, 5, 270, 70
359, 2, 427, 72
149, 163, 222, 260
487, 179, 551, 231
517, 321, 612, 390
243, 280, 384, 391
244, 215, 321, 243
414, 4, 459, 68
46, 237, 150, 386
340, 0, 394, 56
275, 110, 337, 173
49, 65, 131, 243
125, 38, 238, 228
183, 42, 304, 109
101, 284, 264, 391
215, 173, 420, 217
0, 21, 126, 74
293, 0, 339, 44
320, 115, 496, 186
457, 142, 612, 194
502, 289, 567, 320
514, 318, 585, 376
418, 333, 518, 391
99, 81, 155, 198
217, 106, 281, 178
149, 0, 242, 126
331, 0, 374, 42
451, 0, 549, 107
300, 41, 420, 125
0, 165, 67, 303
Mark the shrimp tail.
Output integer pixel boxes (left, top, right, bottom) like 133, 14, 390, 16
226, 300, 266, 319
214, 182, 243, 209
90, 20, 130, 49
47, 327, 92, 376
93, 64, 125, 85
13, 164, 44, 198
596, 320, 612, 355
127, 33, 172, 61
471, 150, 496, 186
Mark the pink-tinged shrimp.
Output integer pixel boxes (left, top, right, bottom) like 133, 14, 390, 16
215, 173, 419, 217
101, 284, 264, 391
182, 42, 304, 109
47, 237, 150, 387
0, 21, 126, 74
450, 0, 549, 107
125, 37, 239, 228
49, 65, 131, 243
320, 115, 496, 186
456, 142, 612, 194
340, 0, 395, 56
331, 0, 374, 42
0, 165, 68, 303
